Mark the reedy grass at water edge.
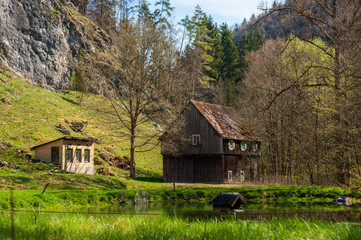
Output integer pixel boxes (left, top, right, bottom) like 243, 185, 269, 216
0, 213, 360, 240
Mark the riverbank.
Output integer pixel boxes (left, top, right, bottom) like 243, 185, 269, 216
1, 184, 360, 210
0, 213, 360, 240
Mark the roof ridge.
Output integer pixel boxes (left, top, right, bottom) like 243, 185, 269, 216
31, 136, 94, 150
191, 99, 234, 110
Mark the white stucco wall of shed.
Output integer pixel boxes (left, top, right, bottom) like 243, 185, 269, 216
33, 139, 63, 164
33, 138, 95, 175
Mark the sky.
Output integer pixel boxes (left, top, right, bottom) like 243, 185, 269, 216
169, 0, 264, 27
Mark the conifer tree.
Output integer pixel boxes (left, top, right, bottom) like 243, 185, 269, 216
218, 23, 242, 105
219, 23, 241, 84
236, 27, 265, 78
203, 17, 222, 82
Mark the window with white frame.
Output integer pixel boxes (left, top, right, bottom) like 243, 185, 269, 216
252, 142, 259, 151
240, 141, 247, 151
228, 140, 235, 150
191, 134, 200, 145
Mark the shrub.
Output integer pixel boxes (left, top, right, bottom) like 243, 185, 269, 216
49, 9, 60, 16
196, 190, 207, 198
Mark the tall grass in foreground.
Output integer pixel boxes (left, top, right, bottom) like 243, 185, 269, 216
0, 213, 360, 240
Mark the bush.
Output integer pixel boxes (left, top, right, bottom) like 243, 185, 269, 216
0, 200, 10, 209
196, 190, 207, 198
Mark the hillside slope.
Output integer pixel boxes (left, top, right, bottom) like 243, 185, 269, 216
0, 72, 162, 180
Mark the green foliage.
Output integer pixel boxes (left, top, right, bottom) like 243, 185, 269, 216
49, 9, 60, 16
70, 71, 76, 90
180, 7, 253, 105
0, 185, 358, 211
281, 36, 332, 81
236, 28, 265, 56
235, 27, 265, 78
154, 0, 174, 29
219, 23, 242, 84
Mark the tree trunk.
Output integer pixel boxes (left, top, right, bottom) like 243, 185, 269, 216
333, 42, 346, 185
130, 124, 136, 179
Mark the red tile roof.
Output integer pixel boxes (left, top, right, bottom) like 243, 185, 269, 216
191, 100, 259, 141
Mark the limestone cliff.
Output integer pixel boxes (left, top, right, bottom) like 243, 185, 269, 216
0, 0, 115, 91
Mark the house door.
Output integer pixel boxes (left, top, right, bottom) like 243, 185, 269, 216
51, 147, 59, 164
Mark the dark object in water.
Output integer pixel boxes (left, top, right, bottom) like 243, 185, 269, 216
209, 192, 246, 211
333, 196, 352, 206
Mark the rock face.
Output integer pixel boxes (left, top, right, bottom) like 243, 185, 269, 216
0, 0, 114, 91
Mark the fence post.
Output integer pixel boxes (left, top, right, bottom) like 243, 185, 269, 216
133, 191, 137, 204
41, 183, 50, 194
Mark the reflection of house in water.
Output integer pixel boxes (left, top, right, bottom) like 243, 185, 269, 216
31, 137, 95, 174
162, 100, 261, 183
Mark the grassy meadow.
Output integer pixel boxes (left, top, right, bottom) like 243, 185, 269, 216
0, 72, 162, 178
0, 213, 360, 240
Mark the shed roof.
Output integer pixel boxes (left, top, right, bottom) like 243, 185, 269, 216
209, 193, 246, 209
191, 100, 259, 141
31, 137, 94, 150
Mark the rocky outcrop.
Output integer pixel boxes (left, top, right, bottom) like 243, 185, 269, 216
55, 124, 71, 135
1, 97, 12, 105
0, 0, 116, 91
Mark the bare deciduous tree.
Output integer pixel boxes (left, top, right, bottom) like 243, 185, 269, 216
102, 13, 177, 179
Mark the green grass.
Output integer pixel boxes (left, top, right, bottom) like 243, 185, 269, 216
0, 172, 126, 190
0, 189, 128, 210
0, 72, 162, 177
0, 214, 360, 240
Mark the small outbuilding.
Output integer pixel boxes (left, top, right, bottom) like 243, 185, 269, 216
161, 100, 260, 183
31, 137, 95, 175
210, 193, 247, 211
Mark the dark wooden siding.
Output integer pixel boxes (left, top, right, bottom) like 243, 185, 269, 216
194, 156, 223, 182
182, 104, 222, 155
163, 155, 223, 183
163, 155, 194, 182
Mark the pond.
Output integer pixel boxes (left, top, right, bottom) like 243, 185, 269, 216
60, 202, 361, 223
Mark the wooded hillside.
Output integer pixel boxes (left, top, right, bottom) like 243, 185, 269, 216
1, 0, 360, 186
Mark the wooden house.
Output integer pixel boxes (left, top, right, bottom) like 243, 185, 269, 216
161, 100, 260, 183
31, 137, 95, 175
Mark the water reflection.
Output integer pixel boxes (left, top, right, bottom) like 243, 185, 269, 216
77, 202, 361, 222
